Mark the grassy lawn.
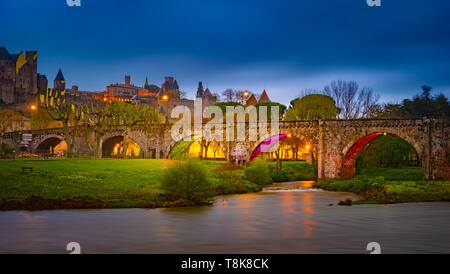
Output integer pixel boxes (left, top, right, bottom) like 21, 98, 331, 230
0, 159, 170, 209
315, 167, 450, 204
0, 158, 263, 210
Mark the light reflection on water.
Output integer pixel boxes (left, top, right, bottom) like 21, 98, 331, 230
0, 182, 449, 254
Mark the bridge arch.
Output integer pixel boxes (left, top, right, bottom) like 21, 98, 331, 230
33, 135, 67, 154
249, 132, 317, 162
340, 132, 421, 178
168, 135, 226, 160
101, 135, 144, 158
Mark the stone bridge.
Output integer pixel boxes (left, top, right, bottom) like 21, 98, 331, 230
2, 118, 449, 180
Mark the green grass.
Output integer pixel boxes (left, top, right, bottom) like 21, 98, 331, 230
0, 159, 262, 210
270, 161, 315, 182
356, 166, 423, 181
315, 167, 450, 204
0, 159, 168, 208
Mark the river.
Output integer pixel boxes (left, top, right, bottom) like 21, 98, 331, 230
0, 181, 449, 254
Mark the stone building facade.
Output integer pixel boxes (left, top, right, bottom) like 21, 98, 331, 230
0, 46, 47, 113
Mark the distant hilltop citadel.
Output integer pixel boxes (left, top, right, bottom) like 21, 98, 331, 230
0, 47, 271, 116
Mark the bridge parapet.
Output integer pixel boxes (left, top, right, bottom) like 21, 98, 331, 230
3, 118, 448, 179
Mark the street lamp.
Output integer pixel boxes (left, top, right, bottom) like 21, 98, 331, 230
30, 105, 37, 111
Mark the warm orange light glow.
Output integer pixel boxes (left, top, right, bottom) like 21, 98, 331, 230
287, 133, 292, 138
161, 95, 169, 101
306, 145, 310, 149
243, 91, 249, 97
30, 105, 37, 110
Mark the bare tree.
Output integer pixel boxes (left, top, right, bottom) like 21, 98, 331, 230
222, 89, 235, 102
323, 80, 379, 119
212, 92, 221, 102
235, 90, 247, 104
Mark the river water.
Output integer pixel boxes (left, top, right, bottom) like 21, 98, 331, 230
0, 182, 449, 254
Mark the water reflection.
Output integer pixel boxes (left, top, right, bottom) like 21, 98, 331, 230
0, 182, 449, 253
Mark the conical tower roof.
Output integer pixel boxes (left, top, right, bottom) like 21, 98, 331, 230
203, 87, 212, 97
55, 69, 65, 81
258, 90, 271, 103
245, 94, 257, 106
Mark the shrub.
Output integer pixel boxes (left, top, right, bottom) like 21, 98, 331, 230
244, 159, 273, 186
268, 161, 315, 182
210, 163, 261, 194
160, 160, 214, 203
1, 143, 15, 154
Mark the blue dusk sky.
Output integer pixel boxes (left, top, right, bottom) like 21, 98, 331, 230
1, 0, 449, 106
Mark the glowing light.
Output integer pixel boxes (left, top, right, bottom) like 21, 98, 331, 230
30, 105, 37, 110
244, 91, 249, 97
383, 132, 387, 136
161, 95, 169, 101
287, 133, 292, 138
306, 145, 310, 149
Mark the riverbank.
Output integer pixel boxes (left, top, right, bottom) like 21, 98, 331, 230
0, 159, 314, 210
314, 167, 450, 204
0, 159, 238, 210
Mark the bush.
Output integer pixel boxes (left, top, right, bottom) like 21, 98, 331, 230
1, 143, 15, 154
268, 161, 315, 182
160, 160, 214, 203
244, 159, 273, 186
209, 162, 262, 194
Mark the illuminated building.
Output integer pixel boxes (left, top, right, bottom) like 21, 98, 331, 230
0, 46, 46, 114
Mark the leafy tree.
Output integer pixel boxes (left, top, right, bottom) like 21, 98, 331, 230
104, 102, 161, 158
357, 134, 417, 168
255, 102, 287, 120
40, 89, 85, 157
213, 101, 243, 112
80, 100, 108, 158
30, 108, 62, 129
323, 80, 379, 119
284, 94, 340, 121
367, 103, 407, 119
0, 109, 22, 149
400, 86, 450, 118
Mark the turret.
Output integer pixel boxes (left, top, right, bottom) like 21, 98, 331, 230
54, 69, 65, 91
196, 81, 204, 97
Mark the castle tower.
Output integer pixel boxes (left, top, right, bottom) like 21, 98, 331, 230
144, 77, 150, 89
196, 81, 204, 98
54, 69, 65, 91
25, 51, 38, 95
125, 75, 131, 85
